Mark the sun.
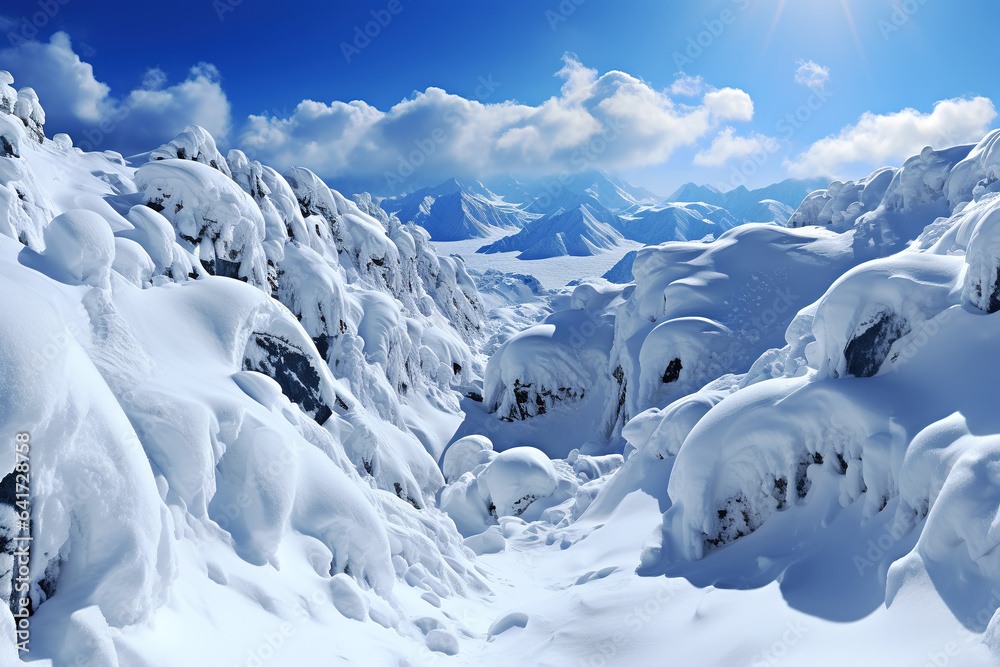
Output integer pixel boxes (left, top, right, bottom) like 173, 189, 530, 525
766, 0, 864, 55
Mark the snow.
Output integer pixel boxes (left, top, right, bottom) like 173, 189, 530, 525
149, 124, 231, 177
379, 179, 528, 242
477, 197, 736, 260
436, 233, 643, 290
38, 209, 117, 288
3, 68, 1000, 667
135, 158, 268, 287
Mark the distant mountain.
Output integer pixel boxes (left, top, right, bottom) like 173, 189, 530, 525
665, 182, 721, 204
603, 250, 639, 284
478, 196, 737, 260
382, 171, 663, 243
519, 170, 661, 216
379, 178, 531, 241
619, 202, 737, 244
478, 196, 624, 259
667, 177, 829, 224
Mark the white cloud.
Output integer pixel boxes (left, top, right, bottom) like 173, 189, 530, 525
0, 32, 231, 154
694, 127, 779, 167
702, 88, 754, 122
794, 60, 830, 91
787, 97, 997, 177
239, 55, 757, 193
670, 73, 704, 97
0, 38, 765, 193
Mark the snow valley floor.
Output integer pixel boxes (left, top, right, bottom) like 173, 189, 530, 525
2, 66, 1000, 667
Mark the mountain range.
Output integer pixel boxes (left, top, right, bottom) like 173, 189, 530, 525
379, 172, 828, 260
666, 177, 831, 224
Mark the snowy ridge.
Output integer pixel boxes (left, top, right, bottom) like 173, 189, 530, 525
0, 71, 496, 665
477, 197, 737, 260
8, 59, 1000, 664
379, 178, 530, 242
607, 131, 1000, 634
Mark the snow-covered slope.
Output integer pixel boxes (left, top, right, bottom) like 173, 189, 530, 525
478, 198, 738, 260
7, 62, 1000, 667
379, 178, 530, 242
441, 130, 1000, 662
615, 132, 1000, 642
477, 197, 625, 259
0, 72, 496, 665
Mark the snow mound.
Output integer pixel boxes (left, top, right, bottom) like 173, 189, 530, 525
13, 87, 44, 142
788, 168, 896, 232
478, 447, 559, 517
149, 124, 231, 177
603, 223, 856, 436
442, 434, 495, 483
37, 209, 116, 288
135, 158, 268, 287
484, 295, 615, 422
812, 253, 965, 379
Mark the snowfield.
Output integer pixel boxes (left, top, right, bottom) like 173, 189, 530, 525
1, 69, 1000, 667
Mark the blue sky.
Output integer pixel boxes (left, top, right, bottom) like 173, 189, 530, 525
1, 0, 997, 196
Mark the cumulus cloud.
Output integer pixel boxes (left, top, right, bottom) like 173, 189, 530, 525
786, 97, 997, 177
794, 60, 830, 91
239, 55, 757, 193
0, 38, 765, 193
694, 127, 779, 167
670, 73, 704, 97
702, 88, 754, 122
0, 32, 231, 154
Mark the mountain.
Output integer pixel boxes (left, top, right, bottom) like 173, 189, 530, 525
478, 196, 737, 260
380, 171, 662, 244
618, 201, 738, 244
378, 178, 530, 241
477, 196, 624, 259
11, 63, 1000, 667
667, 177, 830, 223
520, 170, 661, 216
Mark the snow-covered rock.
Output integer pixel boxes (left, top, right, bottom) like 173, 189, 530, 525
135, 158, 268, 287
787, 168, 896, 232
0, 81, 497, 664
149, 124, 231, 177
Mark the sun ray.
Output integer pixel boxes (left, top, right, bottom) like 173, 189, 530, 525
839, 0, 866, 59
763, 0, 788, 50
